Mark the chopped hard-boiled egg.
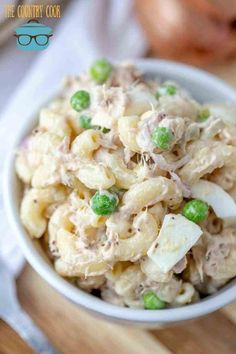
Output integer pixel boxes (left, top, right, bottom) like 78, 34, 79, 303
191, 180, 236, 222
125, 86, 157, 116
147, 214, 203, 273
206, 103, 236, 125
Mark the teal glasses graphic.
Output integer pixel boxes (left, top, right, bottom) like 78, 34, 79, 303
14, 19, 53, 51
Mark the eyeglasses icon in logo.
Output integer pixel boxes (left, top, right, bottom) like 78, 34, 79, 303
14, 19, 53, 51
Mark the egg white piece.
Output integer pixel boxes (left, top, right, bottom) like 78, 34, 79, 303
125, 86, 157, 116
147, 214, 203, 273
206, 103, 236, 125
191, 180, 236, 221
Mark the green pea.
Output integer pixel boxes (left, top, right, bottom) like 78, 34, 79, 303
79, 115, 92, 129
143, 291, 166, 310
91, 191, 118, 215
198, 108, 210, 122
151, 127, 173, 150
70, 90, 90, 112
90, 59, 113, 84
156, 84, 177, 98
183, 199, 209, 223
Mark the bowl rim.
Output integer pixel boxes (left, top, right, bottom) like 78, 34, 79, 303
3, 58, 236, 324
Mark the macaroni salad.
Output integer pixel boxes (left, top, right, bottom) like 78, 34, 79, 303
16, 60, 236, 309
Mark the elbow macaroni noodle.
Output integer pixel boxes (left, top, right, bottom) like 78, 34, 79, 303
21, 186, 67, 238
16, 62, 236, 309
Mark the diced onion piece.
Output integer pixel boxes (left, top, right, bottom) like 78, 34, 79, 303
147, 214, 202, 273
191, 180, 236, 222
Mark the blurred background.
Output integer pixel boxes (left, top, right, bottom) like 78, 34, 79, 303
1, 0, 236, 113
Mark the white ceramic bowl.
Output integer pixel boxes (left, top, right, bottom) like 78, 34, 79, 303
3, 59, 236, 328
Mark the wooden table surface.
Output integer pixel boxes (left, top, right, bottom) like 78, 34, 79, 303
1, 60, 236, 354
